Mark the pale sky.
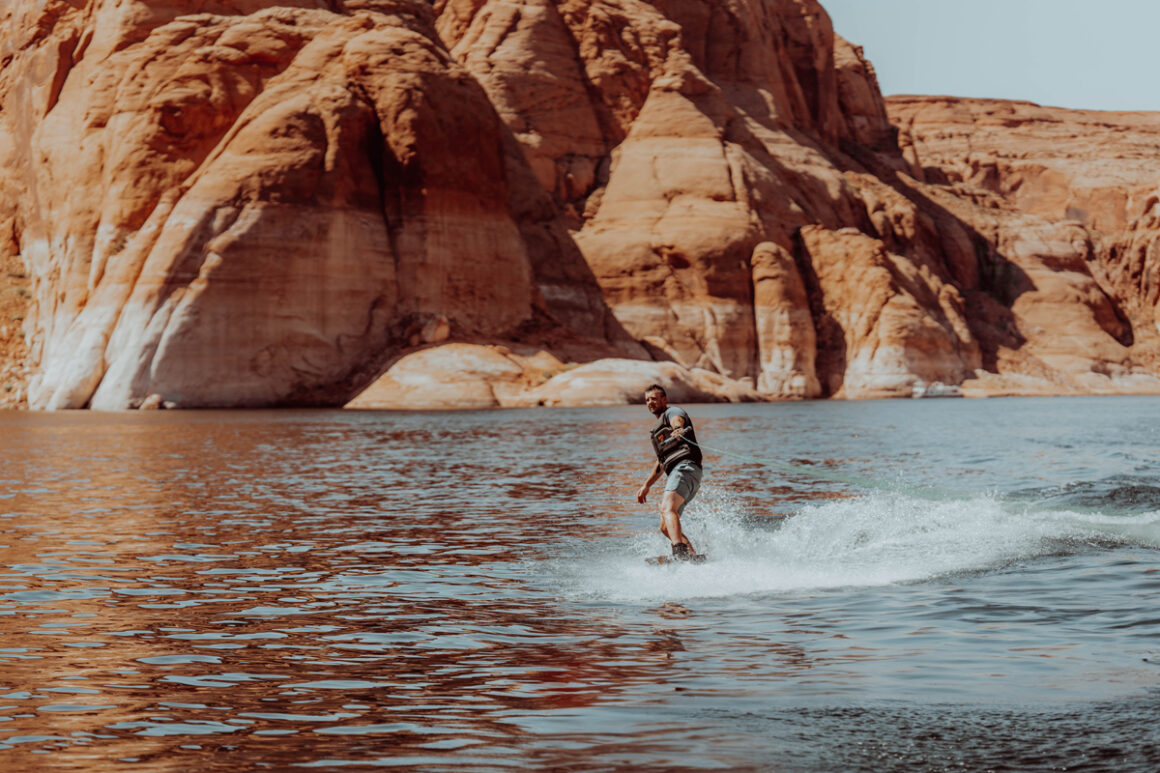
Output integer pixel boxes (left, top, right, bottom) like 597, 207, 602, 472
822, 0, 1159, 112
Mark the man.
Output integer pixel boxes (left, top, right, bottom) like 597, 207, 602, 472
636, 383, 703, 560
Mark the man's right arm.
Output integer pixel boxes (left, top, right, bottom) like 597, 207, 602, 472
637, 461, 663, 503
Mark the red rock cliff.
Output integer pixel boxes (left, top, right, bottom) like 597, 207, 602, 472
0, 0, 624, 409
2, 0, 1158, 408
887, 96, 1160, 394
431, 0, 986, 399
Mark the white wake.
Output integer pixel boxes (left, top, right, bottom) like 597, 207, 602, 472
556, 490, 1160, 602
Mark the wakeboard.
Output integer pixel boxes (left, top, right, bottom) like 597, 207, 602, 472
646, 554, 707, 566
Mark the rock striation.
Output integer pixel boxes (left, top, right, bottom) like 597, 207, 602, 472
0, 248, 31, 408
433, 0, 985, 400
887, 96, 1160, 394
2, 0, 1160, 409
0, 0, 625, 409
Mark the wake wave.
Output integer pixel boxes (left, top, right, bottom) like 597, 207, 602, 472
560, 491, 1160, 602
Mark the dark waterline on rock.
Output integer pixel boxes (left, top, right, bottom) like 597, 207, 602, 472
2, 398, 1160, 769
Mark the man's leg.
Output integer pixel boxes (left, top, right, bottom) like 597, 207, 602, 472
659, 490, 695, 553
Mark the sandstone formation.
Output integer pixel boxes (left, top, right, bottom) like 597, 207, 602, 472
796, 225, 978, 397
0, 249, 31, 408
434, 0, 984, 400
347, 343, 555, 411
887, 96, 1160, 394
3, 0, 1160, 410
0, 0, 626, 409
345, 343, 759, 409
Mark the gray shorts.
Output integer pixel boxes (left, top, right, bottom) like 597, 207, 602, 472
663, 461, 703, 512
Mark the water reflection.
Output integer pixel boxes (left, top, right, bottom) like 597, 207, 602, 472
3, 402, 1160, 769
0, 411, 728, 768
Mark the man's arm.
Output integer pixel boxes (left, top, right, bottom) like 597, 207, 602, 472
636, 461, 663, 504
637, 408, 690, 503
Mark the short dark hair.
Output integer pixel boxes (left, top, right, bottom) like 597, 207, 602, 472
645, 383, 666, 396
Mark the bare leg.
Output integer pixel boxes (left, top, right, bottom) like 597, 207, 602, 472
659, 490, 695, 554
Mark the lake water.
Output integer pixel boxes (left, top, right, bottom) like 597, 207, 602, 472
2, 397, 1160, 770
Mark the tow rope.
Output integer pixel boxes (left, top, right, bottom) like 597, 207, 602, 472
684, 437, 974, 503
684, 438, 1147, 517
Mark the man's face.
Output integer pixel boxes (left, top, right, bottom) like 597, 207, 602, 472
644, 389, 667, 416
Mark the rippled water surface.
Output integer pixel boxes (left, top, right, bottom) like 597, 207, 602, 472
4, 397, 1160, 770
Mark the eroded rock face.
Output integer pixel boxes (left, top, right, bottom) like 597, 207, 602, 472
750, 241, 819, 397
428, 0, 1160, 401
0, 249, 31, 409
432, 0, 1003, 399
1, 0, 617, 409
797, 225, 978, 398
887, 96, 1160, 393
442, 0, 814, 383
5, 0, 1160, 409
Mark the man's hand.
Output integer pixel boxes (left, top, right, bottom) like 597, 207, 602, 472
636, 484, 650, 504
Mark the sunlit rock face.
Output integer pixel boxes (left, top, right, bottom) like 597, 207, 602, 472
4, 0, 1160, 409
437, 0, 961, 399
0, 0, 617, 409
435, 0, 1160, 399
889, 96, 1160, 394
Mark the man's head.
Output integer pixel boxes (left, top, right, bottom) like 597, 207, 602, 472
644, 384, 668, 416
